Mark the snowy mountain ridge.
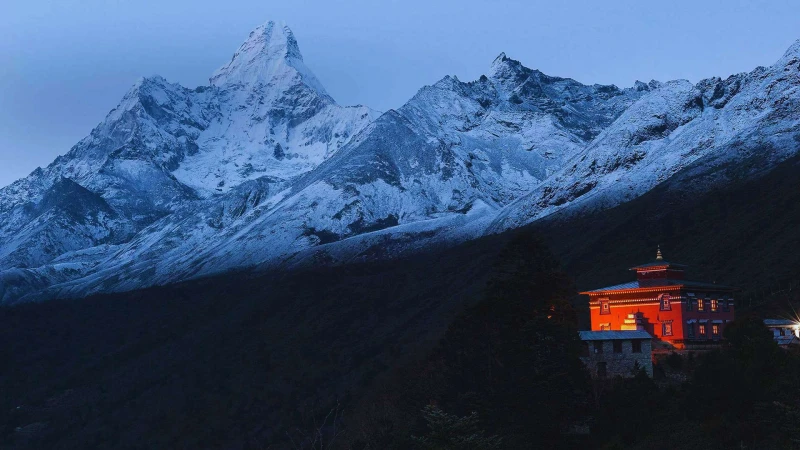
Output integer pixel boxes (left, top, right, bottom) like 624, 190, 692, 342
1, 22, 798, 303
0, 21, 375, 274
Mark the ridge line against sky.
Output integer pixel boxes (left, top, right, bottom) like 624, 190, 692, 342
1, 0, 800, 189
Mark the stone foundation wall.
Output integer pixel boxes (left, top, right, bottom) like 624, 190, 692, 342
581, 339, 653, 378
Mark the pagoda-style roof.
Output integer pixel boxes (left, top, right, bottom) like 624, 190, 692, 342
580, 247, 738, 295
628, 246, 687, 271
580, 279, 737, 294
629, 260, 687, 271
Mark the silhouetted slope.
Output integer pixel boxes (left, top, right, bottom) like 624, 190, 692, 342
532, 153, 800, 308
0, 232, 513, 449
2, 153, 800, 449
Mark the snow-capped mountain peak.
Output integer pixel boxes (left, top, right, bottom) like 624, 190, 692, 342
491, 52, 508, 66
209, 21, 331, 100
166, 20, 379, 196
2, 27, 800, 305
777, 38, 800, 66
488, 52, 527, 81
0, 19, 377, 297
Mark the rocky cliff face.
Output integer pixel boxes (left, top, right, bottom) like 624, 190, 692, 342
491, 42, 800, 230
0, 21, 376, 301
1, 22, 798, 304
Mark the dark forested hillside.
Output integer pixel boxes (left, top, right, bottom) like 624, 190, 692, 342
344, 234, 590, 449
2, 155, 800, 449
0, 231, 518, 449
534, 153, 800, 308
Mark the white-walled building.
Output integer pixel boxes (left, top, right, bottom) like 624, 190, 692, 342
763, 319, 800, 346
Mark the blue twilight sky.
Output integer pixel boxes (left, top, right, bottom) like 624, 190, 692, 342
1, 0, 799, 188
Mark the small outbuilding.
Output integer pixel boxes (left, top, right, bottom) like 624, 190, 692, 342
579, 330, 653, 378
763, 319, 800, 346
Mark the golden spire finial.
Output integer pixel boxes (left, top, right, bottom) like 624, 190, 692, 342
656, 245, 663, 261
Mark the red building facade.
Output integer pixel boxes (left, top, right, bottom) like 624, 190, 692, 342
581, 249, 736, 349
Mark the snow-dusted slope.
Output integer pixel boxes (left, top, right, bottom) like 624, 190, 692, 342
176, 22, 377, 195
0, 75, 209, 270
1, 45, 647, 301
1, 25, 799, 304
0, 21, 375, 274
491, 42, 800, 230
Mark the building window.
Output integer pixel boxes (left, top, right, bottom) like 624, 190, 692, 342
727, 300, 734, 311
660, 294, 672, 311
597, 362, 607, 378
712, 324, 720, 337
600, 323, 611, 331
699, 324, 706, 337
697, 298, 704, 311
600, 300, 610, 315
631, 340, 642, 353
613, 340, 622, 353
687, 323, 695, 339
686, 299, 693, 311
662, 321, 673, 336
711, 299, 718, 312
723, 299, 730, 311
593, 341, 603, 354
